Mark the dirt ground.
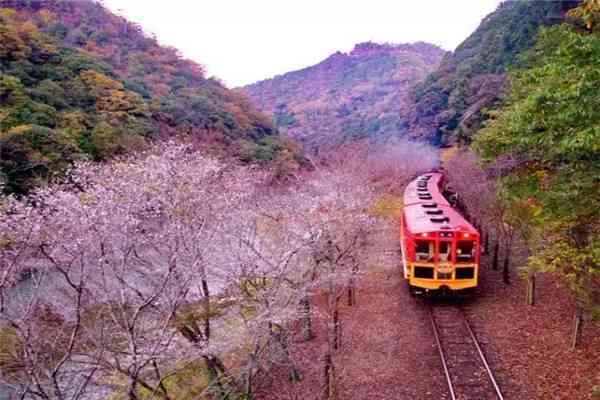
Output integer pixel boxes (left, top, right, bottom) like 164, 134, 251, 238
464, 253, 600, 400
257, 230, 600, 400
256, 243, 449, 400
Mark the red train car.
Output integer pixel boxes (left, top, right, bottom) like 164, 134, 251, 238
400, 172, 480, 294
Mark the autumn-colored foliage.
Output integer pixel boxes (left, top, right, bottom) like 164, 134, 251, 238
244, 42, 445, 149
567, 0, 600, 31
0, 0, 293, 195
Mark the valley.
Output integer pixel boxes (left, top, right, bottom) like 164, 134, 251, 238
1, 1, 599, 399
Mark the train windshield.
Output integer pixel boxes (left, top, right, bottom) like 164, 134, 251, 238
439, 241, 452, 262
457, 240, 475, 263
415, 240, 434, 262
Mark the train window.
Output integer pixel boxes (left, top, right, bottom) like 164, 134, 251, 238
439, 241, 452, 262
415, 240, 434, 262
457, 241, 475, 262
456, 268, 475, 280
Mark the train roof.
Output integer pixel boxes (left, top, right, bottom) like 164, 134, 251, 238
403, 173, 478, 235
403, 173, 449, 208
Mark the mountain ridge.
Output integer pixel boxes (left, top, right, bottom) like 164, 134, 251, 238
248, 41, 446, 86
243, 41, 446, 149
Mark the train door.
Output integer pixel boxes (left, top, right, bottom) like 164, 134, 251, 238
437, 239, 454, 280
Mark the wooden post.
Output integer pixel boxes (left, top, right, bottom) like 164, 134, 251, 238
572, 306, 584, 350
526, 274, 536, 306
492, 242, 499, 271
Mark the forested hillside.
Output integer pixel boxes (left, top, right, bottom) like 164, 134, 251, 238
243, 42, 445, 149
0, 0, 297, 195
408, 0, 579, 144
244, 1, 581, 149
472, 3, 600, 325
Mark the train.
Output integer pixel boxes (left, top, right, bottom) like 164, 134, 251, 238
400, 172, 480, 295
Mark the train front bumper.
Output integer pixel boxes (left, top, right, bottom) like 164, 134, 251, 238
409, 278, 477, 291
407, 263, 478, 291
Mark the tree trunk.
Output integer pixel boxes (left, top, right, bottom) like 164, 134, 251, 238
492, 242, 499, 271
348, 264, 359, 307
152, 360, 172, 400
128, 376, 140, 400
327, 281, 340, 351
502, 251, 510, 285
526, 274, 536, 306
214, 356, 239, 391
201, 278, 211, 340
483, 232, 489, 255
333, 308, 341, 350
272, 326, 300, 382
244, 353, 257, 400
204, 356, 228, 400
322, 352, 336, 400
300, 296, 313, 341
282, 338, 300, 382
571, 306, 584, 350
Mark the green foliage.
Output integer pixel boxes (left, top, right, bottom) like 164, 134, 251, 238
528, 235, 600, 308
30, 78, 67, 109
412, 0, 576, 142
474, 23, 600, 312
106, 360, 210, 400
0, 327, 24, 379
0, 124, 79, 194
238, 135, 285, 163
452, 1, 566, 74
0, 10, 157, 193
273, 104, 297, 128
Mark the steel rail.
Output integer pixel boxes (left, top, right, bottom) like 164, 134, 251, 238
428, 306, 457, 400
462, 311, 505, 400
429, 304, 504, 400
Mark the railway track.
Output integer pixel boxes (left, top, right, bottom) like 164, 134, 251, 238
429, 303, 504, 400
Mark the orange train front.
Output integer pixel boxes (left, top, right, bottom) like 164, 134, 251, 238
400, 172, 480, 294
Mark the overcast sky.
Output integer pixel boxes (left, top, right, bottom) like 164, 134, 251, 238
102, 0, 504, 88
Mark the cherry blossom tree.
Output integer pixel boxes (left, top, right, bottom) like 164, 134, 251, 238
0, 143, 258, 399
1, 138, 440, 400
